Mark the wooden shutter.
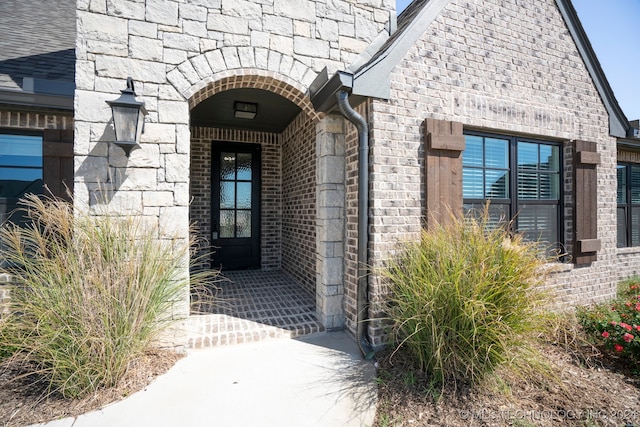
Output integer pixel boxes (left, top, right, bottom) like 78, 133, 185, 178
573, 140, 600, 265
424, 119, 465, 228
43, 129, 74, 202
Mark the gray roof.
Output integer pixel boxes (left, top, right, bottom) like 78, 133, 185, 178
0, 0, 75, 109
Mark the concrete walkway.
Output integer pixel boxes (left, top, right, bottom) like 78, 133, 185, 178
33, 332, 377, 427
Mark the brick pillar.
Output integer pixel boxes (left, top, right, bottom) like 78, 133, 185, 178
316, 115, 346, 330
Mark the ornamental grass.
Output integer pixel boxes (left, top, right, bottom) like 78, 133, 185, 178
382, 208, 552, 387
0, 194, 214, 398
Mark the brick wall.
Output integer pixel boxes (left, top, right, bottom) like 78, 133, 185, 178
344, 102, 366, 335
366, 0, 617, 345
0, 274, 11, 319
282, 112, 317, 294
190, 127, 281, 271
0, 109, 73, 130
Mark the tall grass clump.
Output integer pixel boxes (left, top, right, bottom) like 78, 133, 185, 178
383, 209, 552, 387
0, 194, 210, 398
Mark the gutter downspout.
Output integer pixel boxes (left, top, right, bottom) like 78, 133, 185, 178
336, 90, 375, 359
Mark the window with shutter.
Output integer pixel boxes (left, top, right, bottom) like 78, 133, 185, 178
572, 140, 600, 265
461, 131, 562, 255
424, 119, 465, 228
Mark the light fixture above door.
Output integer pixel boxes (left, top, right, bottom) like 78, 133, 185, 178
233, 101, 258, 119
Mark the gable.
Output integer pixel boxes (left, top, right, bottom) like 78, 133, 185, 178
348, 0, 630, 138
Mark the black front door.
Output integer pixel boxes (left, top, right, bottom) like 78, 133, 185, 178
212, 143, 261, 270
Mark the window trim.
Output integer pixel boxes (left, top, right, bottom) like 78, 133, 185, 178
462, 130, 564, 248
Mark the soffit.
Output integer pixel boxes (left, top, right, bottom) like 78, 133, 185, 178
190, 88, 302, 133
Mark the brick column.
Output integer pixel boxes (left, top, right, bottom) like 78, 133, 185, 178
316, 115, 346, 330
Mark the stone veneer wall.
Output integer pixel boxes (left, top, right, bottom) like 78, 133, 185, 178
190, 127, 281, 271
74, 0, 393, 327
282, 112, 317, 294
366, 0, 617, 346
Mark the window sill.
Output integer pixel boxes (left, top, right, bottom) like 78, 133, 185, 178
541, 261, 573, 274
616, 246, 640, 256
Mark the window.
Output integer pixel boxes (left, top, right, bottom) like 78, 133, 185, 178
462, 132, 562, 249
0, 132, 43, 225
616, 163, 640, 247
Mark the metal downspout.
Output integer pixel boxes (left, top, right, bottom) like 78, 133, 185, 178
336, 90, 374, 359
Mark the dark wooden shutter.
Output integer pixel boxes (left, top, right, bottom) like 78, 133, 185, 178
424, 119, 465, 228
573, 140, 600, 265
43, 129, 74, 202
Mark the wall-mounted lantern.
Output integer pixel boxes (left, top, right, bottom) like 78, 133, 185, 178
106, 77, 147, 157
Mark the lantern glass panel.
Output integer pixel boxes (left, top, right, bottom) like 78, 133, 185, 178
112, 105, 140, 142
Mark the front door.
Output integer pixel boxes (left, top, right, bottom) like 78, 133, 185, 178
212, 143, 261, 270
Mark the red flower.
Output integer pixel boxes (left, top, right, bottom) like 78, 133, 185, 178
631, 285, 638, 290
611, 321, 618, 326
635, 325, 640, 332
615, 344, 624, 352
623, 333, 635, 343
635, 303, 640, 311
602, 331, 610, 338
620, 322, 632, 331
626, 302, 633, 308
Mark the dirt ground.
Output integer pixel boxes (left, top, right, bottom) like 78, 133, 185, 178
374, 340, 640, 427
0, 349, 182, 427
2, 332, 639, 427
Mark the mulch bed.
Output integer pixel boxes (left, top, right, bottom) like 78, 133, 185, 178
0, 349, 183, 427
374, 343, 640, 427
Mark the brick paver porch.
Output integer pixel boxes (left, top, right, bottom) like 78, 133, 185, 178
187, 270, 324, 349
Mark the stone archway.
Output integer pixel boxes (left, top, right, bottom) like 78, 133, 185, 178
184, 71, 346, 347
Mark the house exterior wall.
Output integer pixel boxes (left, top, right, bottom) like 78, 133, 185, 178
366, 0, 617, 346
0, 108, 73, 318
189, 113, 318, 293
0, 110, 73, 131
189, 127, 281, 271
344, 102, 365, 335
73, 0, 394, 328
282, 112, 317, 293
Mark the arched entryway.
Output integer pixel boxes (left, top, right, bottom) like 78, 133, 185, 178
187, 73, 325, 347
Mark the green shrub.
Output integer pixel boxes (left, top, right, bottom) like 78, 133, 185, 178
0, 194, 213, 398
577, 279, 640, 365
382, 210, 550, 386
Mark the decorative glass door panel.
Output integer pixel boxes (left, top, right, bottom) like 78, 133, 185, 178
212, 144, 260, 270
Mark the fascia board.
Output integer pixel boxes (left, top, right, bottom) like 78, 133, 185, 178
352, 0, 450, 99
0, 88, 73, 111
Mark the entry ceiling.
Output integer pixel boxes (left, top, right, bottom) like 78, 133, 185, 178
190, 88, 302, 133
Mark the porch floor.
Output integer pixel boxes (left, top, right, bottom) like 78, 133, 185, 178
187, 270, 324, 349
